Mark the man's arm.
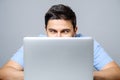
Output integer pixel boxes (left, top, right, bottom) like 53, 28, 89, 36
94, 61, 120, 80
0, 60, 24, 80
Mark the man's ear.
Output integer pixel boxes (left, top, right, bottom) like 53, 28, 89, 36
73, 26, 78, 37
45, 26, 47, 30
45, 26, 47, 34
74, 26, 78, 33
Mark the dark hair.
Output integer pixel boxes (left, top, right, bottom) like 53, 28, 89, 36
45, 4, 76, 29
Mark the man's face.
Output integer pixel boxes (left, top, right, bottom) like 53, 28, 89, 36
46, 19, 77, 37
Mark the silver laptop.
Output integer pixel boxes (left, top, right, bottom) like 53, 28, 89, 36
24, 37, 93, 80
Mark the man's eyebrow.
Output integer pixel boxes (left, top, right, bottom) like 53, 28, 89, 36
48, 28, 56, 30
48, 28, 57, 31
61, 29, 71, 31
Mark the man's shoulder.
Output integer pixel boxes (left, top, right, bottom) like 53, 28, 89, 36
75, 33, 83, 37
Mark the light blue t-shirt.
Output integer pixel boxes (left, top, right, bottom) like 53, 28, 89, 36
11, 34, 113, 70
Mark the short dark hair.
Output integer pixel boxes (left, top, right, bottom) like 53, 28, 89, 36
45, 4, 76, 29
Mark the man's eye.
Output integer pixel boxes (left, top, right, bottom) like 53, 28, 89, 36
62, 30, 70, 34
50, 30, 56, 33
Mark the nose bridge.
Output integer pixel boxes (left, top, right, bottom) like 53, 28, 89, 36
57, 32, 61, 37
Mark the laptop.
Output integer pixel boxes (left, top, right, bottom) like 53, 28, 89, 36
24, 37, 93, 80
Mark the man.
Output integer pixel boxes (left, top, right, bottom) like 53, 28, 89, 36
0, 4, 120, 80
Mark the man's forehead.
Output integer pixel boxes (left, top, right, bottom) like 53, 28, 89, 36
47, 19, 72, 25
47, 27, 71, 31
47, 20, 73, 29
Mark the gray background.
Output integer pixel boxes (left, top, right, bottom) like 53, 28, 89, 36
0, 0, 120, 67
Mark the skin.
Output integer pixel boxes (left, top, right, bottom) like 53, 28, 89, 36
46, 19, 77, 37
0, 60, 24, 80
0, 19, 120, 80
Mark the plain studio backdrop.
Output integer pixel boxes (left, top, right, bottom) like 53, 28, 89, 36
0, 0, 120, 67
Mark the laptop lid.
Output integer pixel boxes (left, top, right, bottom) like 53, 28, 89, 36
24, 37, 93, 80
